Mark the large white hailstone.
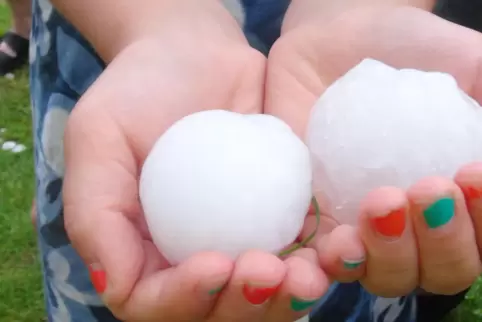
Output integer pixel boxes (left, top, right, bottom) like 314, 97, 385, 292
140, 110, 312, 265
307, 58, 482, 226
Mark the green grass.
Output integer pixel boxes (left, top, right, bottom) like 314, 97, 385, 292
0, 2, 44, 322
0, 1, 481, 321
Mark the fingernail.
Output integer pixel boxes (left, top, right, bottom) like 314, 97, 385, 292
291, 297, 319, 312
208, 285, 225, 296
243, 283, 280, 305
423, 197, 455, 229
308, 203, 316, 214
371, 208, 406, 238
342, 258, 365, 270
462, 186, 482, 201
88, 263, 106, 294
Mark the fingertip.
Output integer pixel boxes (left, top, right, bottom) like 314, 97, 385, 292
455, 162, 482, 201
359, 187, 408, 240
407, 176, 467, 231
357, 189, 418, 297
283, 254, 329, 302
180, 252, 235, 292
287, 248, 319, 264
317, 225, 365, 282
211, 251, 286, 309
406, 176, 479, 295
82, 212, 146, 308
235, 250, 286, 284
406, 176, 461, 207
455, 162, 482, 179
360, 187, 407, 219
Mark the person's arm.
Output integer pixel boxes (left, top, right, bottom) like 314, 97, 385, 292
281, 0, 436, 32
50, 0, 243, 63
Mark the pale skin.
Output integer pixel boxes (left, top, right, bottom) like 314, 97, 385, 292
266, 0, 482, 297
0, 0, 31, 56
48, 0, 482, 321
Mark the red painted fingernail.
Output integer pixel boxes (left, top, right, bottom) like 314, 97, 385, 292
370, 208, 406, 238
462, 186, 482, 201
242, 284, 280, 305
308, 203, 316, 214
88, 264, 107, 294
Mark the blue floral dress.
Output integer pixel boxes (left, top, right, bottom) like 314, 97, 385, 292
30, 0, 416, 320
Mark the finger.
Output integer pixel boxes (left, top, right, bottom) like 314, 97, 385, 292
288, 247, 319, 263
407, 176, 481, 295
128, 252, 233, 320
209, 250, 286, 322
64, 108, 234, 320
316, 225, 366, 283
267, 249, 329, 322
359, 187, 418, 297
455, 162, 482, 258
63, 108, 149, 310
282, 248, 320, 322
68, 194, 234, 320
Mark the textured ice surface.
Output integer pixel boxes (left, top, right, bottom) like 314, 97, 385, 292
307, 59, 482, 226
140, 110, 312, 265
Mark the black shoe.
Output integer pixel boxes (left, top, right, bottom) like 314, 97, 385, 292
0, 31, 29, 76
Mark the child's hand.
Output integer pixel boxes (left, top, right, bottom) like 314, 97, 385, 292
266, 5, 482, 297
61, 18, 327, 322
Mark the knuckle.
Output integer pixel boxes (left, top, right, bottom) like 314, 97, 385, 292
362, 281, 416, 298
335, 270, 363, 284
421, 256, 480, 295
362, 264, 418, 297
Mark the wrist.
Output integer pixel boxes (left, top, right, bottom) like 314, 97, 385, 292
282, 0, 436, 32
116, 1, 247, 60
53, 0, 246, 63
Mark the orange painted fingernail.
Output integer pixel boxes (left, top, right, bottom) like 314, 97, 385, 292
88, 264, 107, 294
371, 208, 406, 238
243, 284, 280, 305
462, 186, 482, 201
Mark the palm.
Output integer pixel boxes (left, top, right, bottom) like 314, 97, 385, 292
264, 5, 482, 291
266, 6, 482, 136
63, 39, 265, 308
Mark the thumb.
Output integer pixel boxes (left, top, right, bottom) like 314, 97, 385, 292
63, 100, 233, 320
63, 103, 151, 310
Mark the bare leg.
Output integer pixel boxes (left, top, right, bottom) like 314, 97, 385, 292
1, 0, 31, 57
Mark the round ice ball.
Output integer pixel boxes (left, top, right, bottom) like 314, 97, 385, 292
307, 58, 482, 226
140, 110, 312, 265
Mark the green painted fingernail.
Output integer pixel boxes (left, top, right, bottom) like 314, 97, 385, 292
208, 286, 224, 295
290, 297, 318, 312
343, 259, 364, 270
423, 198, 455, 229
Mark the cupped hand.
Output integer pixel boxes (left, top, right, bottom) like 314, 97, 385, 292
266, 4, 482, 297
62, 4, 327, 321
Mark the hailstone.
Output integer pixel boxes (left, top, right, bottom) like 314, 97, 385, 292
307, 58, 482, 226
140, 110, 312, 265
